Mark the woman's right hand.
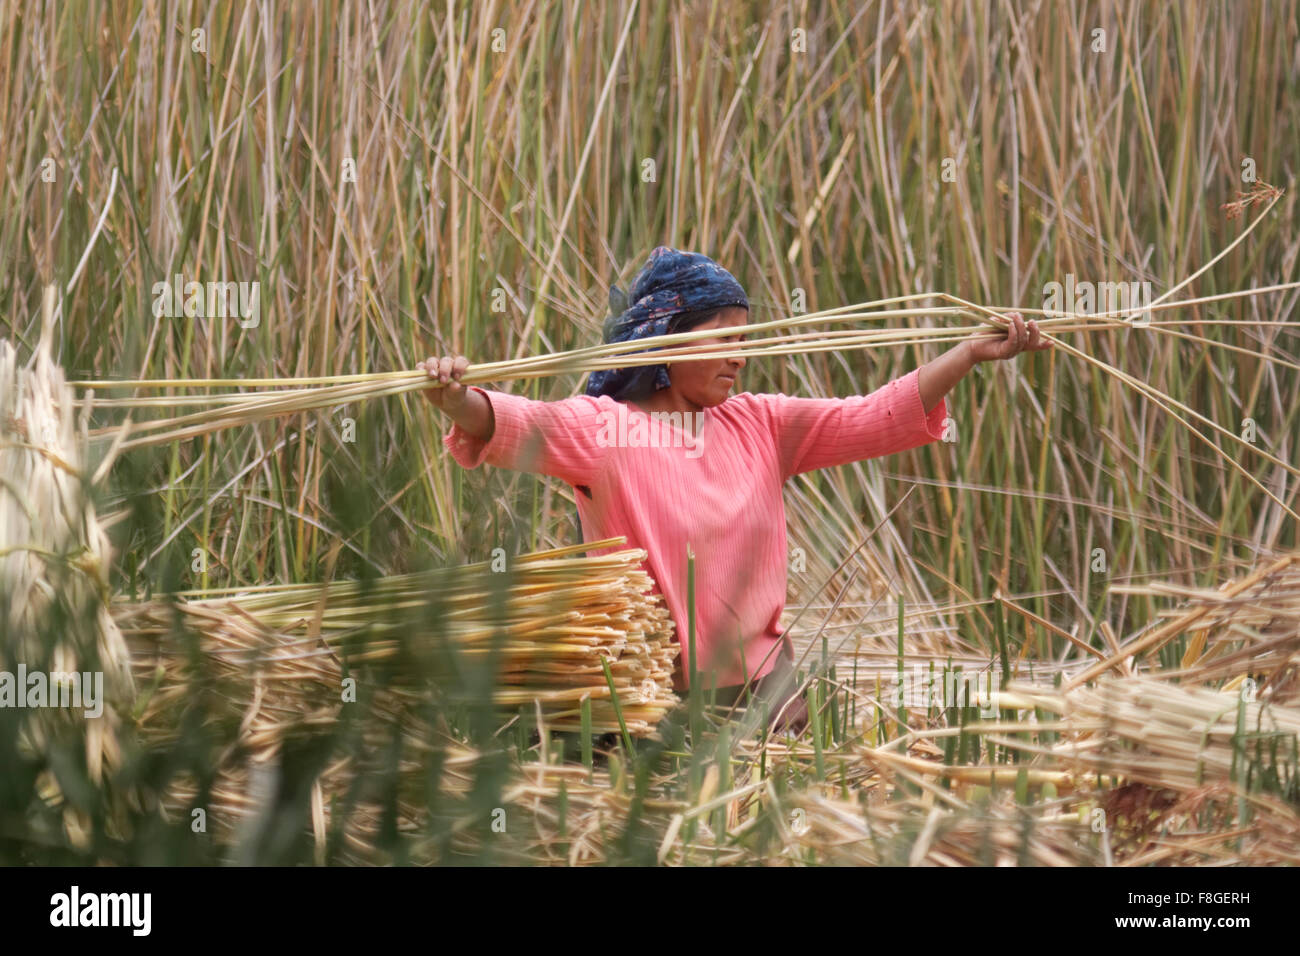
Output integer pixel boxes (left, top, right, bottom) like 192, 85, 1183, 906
416, 355, 470, 412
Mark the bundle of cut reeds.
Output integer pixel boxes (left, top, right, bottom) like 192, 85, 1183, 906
998, 675, 1300, 797
116, 538, 679, 741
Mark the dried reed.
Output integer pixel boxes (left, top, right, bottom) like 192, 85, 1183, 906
116, 538, 679, 740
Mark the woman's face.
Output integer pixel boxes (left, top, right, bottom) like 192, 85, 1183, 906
665, 306, 749, 407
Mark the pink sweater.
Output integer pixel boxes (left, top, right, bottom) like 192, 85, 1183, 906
444, 368, 947, 690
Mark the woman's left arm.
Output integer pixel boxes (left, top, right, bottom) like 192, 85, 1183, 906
917, 312, 1052, 414
759, 311, 1052, 479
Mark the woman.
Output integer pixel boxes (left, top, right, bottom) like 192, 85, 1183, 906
419, 246, 1049, 735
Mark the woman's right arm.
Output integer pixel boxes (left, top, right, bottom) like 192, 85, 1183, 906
418, 354, 608, 487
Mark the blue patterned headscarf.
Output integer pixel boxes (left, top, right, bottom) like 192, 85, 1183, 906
584, 246, 748, 401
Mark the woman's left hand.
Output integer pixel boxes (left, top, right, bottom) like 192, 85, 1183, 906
967, 311, 1053, 364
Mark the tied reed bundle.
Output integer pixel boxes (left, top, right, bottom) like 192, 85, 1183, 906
988, 674, 1300, 863
0, 301, 134, 845
114, 540, 678, 863
999, 675, 1300, 798
116, 538, 679, 739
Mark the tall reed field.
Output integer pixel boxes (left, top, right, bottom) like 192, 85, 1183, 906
1, 0, 1298, 866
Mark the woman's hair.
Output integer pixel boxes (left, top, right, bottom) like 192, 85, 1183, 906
665, 306, 726, 336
